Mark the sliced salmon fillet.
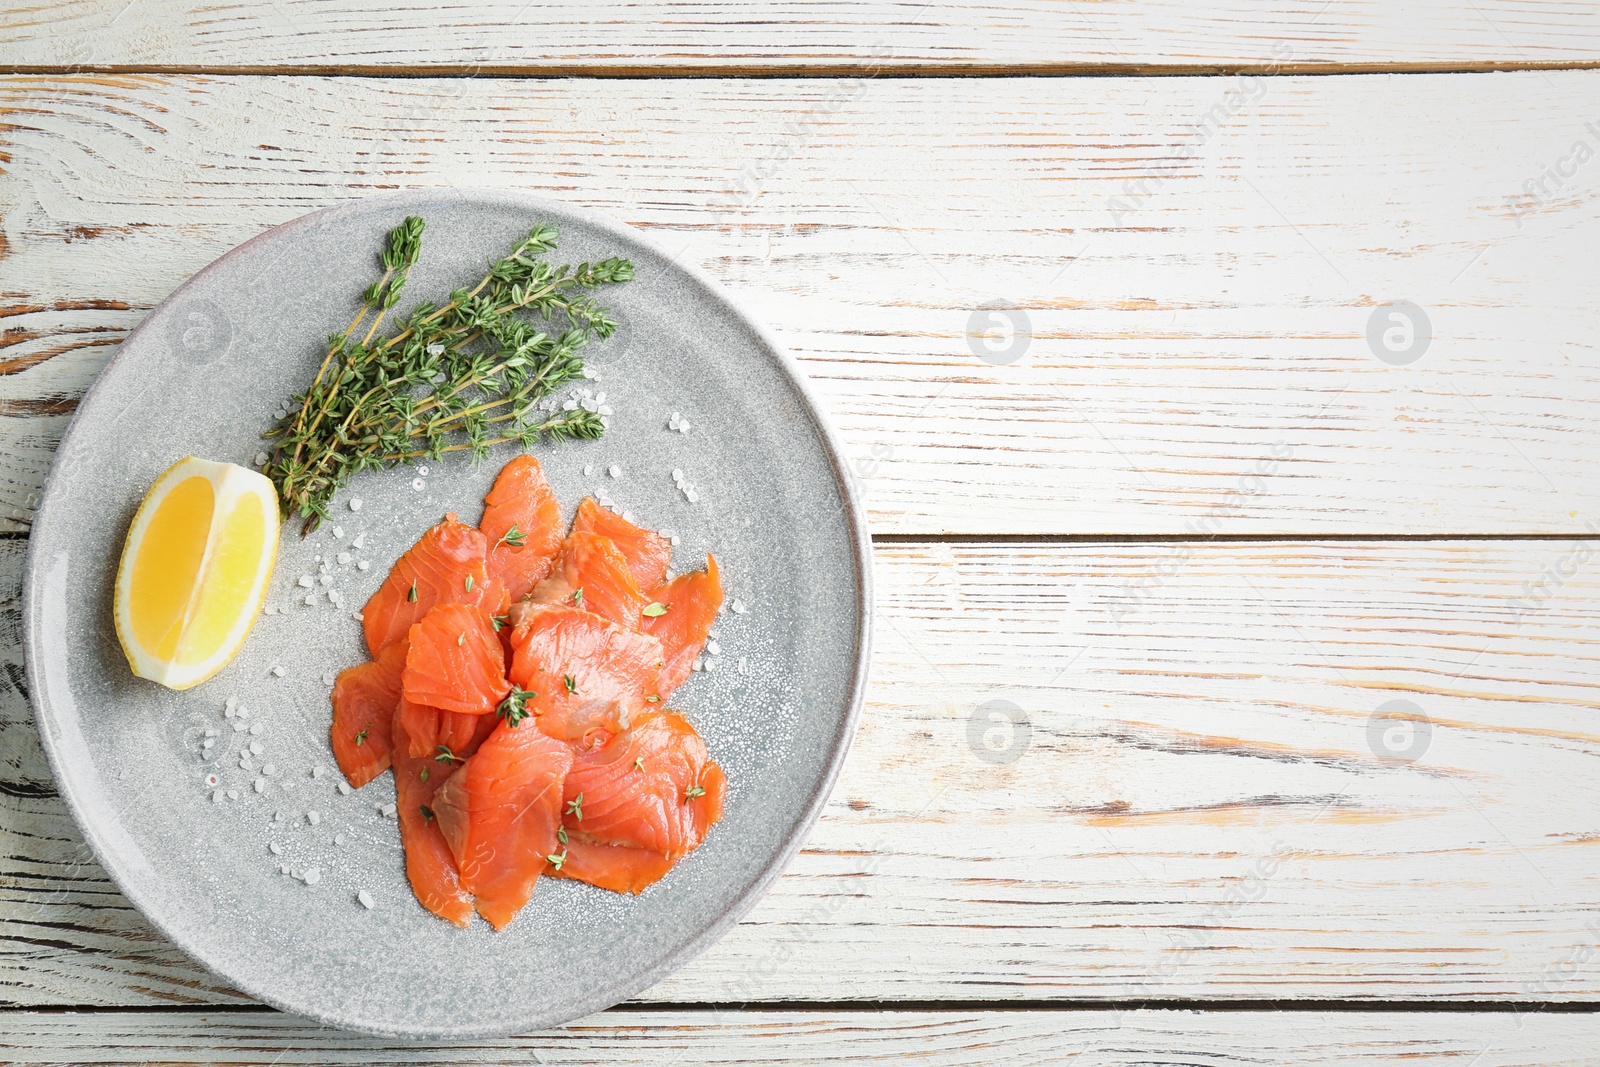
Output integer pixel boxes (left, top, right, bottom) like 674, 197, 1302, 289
641, 555, 723, 699
361, 515, 507, 656
432, 720, 574, 931
391, 704, 474, 928
396, 695, 488, 761
329, 639, 405, 788
507, 603, 664, 742
402, 603, 510, 715
572, 497, 671, 591
553, 837, 676, 895
480, 455, 564, 601
530, 531, 649, 630
550, 710, 726, 894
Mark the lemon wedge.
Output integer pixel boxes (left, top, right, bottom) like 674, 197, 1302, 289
113, 457, 281, 690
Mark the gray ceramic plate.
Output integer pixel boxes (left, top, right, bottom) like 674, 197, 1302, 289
23, 190, 870, 1040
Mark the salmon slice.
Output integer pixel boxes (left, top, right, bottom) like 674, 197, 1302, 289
396, 695, 488, 761
641, 555, 723, 699
530, 531, 649, 630
549, 710, 726, 893
507, 604, 664, 742
480, 455, 564, 601
553, 837, 677, 895
391, 704, 474, 928
432, 719, 574, 931
572, 497, 671, 591
402, 603, 510, 715
329, 639, 406, 788
361, 515, 507, 656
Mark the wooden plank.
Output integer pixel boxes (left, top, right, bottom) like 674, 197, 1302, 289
4, 73, 1600, 535
5, 1, 1600, 72
3, 1008, 1600, 1064
10, 535, 1600, 1004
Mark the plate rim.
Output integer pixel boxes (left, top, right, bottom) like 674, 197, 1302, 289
22, 188, 874, 1040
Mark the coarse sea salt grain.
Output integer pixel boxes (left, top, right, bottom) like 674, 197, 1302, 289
352, 533, 365, 549
332, 526, 344, 539
271, 665, 285, 677
322, 671, 335, 686
297, 575, 314, 588
583, 464, 594, 477
249, 740, 263, 755
233, 721, 249, 733
303, 594, 317, 606
254, 778, 266, 793
307, 811, 321, 826
608, 464, 622, 478
254, 451, 269, 466
312, 766, 324, 779
337, 552, 352, 565
250, 722, 264, 736
269, 841, 283, 856
338, 781, 352, 795
320, 574, 334, 587
303, 868, 322, 886
212, 790, 224, 804
357, 560, 370, 571
357, 890, 375, 909
263, 763, 276, 776
707, 640, 720, 655
334, 833, 346, 846
350, 498, 363, 512
226, 788, 239, 800
731, 599, 748, 614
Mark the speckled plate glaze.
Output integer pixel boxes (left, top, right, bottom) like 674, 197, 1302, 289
22, 190, 870, 1040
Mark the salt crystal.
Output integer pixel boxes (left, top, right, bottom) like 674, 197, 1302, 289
352, 611, 364, 621
707, 640, 720, 655
357, 560, 370, 571
598, 404, 613, 416
622, 511, 636, 524
337, 552, 352, 565
352, 533, 365, 549
226, 788, 239, 800
280, 864, 291, 875
254, 778, 266, 793
678, 420, 691, 434
357, 890, 375, 909
212, 790, 224, 804
670, 535, 680, 546
564, 399, 578, 411
595, 391, 607, 404
253, 451, 268, 467
381, 803, 397, 817
426, 342, 444, 356
583, 464, 594, 477
338, 781, 352, 795
225, 695, 238, 709
349, 498, 363, 512
332, 526, 344, 539
249, 740, 263, 755
608, 464, 621, 478
304, 594, 317, 606
312, 766, 324, 779
691, 658, 703, 672
334, 833, 346, 846
263, 763, 276, 776
233, 722, 249, 733
239, 757, 253, 771
307, 811, 321, 826
738, 656, 749, 674
319, 574, 333, 587
273, 811, 285, 822
297, 575, 314, 588
237, 706, 250, 718
671, 469, 683, 482
271, 665, 285, 677
705, 658, 718, 672
303, 867, 322, 886
731, 599, 748, 614
202, 738, 215, 750
269, 842, 283, 855
250, 722, 264, 736
322, 671, 335, 686
685, 488, 699, 503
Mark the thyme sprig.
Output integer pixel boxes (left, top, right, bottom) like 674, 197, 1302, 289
264, 216, 634, 532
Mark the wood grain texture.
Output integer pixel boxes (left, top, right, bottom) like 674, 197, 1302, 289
10, 536, 1600, 1005
4, 73, 1600, 536
4, 1008, 1600, 1064
4, 0, 1600, 72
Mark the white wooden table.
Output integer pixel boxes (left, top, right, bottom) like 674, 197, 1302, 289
5, 4, 1600, 1062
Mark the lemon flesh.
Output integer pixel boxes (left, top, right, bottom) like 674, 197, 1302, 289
114, 457, 280, 690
